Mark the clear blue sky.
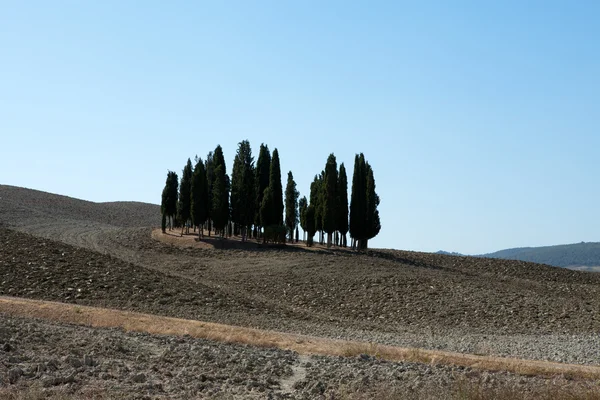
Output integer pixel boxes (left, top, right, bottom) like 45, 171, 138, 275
1, 1, 598, 254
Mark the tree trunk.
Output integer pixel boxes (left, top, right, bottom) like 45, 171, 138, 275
326, 232, 332, 248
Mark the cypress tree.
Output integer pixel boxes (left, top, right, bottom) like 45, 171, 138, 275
337, 163, 349, 247
364, 162, 381, 248
284, 171, 299, 242
260, 186, 275, 242
177, 158, 193, 235
211, 164, 228, 237
323, 154, 337, 248
231, 140, 255, 241
162, 171, 179, 231
349, 154, 366, 249
161, 184, 168, 231
310, 174, 323, 245
205, 152, 214, 236
270, 148, 284, 226
298, 196, 308, 241
254, 144, 271, 237
212, 145, 230, 236
230, 148, 243, 232
305, 205, 316, 247
191, 158, 209, 239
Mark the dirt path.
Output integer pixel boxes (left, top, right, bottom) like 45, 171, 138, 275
2, 296, 600, 382
278, 354, 310, 394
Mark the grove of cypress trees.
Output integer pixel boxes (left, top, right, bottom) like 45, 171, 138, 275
254, 144, 271, 237
284, 171, 299, 242
270, 148, 284, 226
191, 158, 209, 239
177, 158, 193, 235
323, 154, 338, 248
337, 163, 349, 247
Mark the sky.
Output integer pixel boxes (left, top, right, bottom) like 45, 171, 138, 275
1, 1, 599, 254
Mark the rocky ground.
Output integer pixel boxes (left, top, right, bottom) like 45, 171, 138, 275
1, 316, 596, 399
2, 185, 600, 398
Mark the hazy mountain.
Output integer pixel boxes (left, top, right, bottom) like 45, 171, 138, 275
480, 242, 600, 271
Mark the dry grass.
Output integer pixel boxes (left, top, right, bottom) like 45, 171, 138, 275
2, 296, 600, 382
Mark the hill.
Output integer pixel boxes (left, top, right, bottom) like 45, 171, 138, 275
481, 242, 600, 270
0, 184, 160, 228
3, 184, 600, 398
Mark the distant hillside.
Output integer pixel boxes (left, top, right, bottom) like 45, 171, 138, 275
481, 242, 600, 269
0, 185, 160, 228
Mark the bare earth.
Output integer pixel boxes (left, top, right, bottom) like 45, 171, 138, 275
2, 184, 600, 399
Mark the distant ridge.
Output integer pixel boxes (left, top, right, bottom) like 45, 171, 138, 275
480, 242, 600, 271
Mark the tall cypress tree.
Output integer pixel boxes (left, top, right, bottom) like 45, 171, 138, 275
284, 171, 299, 242
298, 196, 308, 241
337, 163, 349, 247
205, 151, 214, 236
270, 148, 284, 226
323, 154, 338, 248
305, 204, 316, 247
211, 164, 228, 237
310, 174, 323, 245
161, 185, 168, 232
231, 140, 255, 241
364, 162, 381, 248
191, 158, 209, 239
260, 185, 275, 241
254, 144, 271, 236
212, 145, 230, 236
177, 158, 193, 235
349, 154, 366, 249
162, 171, 179, 231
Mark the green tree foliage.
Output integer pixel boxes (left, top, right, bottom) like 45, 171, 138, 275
270, 148, 284, 226
254, 144, 271, 235
161, 212, 167, 233
177, 158, 193, 235
191, 158, 209, 239
349, 154, 365, 248
298, 196, 308, 240
211, 145, 230, 236
305, 204, 316, 246
337, 163, 349, 247
260, 186, 275, 231
205, 151, 214, 236
230, 140, 255, 241
349, 153, 380, 250
365, 162, 381, 245
309, 174, 324, 245
211, 164, 228, 237
323, 154, 338, 247
284, 171, 299, 241
161, 171, 179, 230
